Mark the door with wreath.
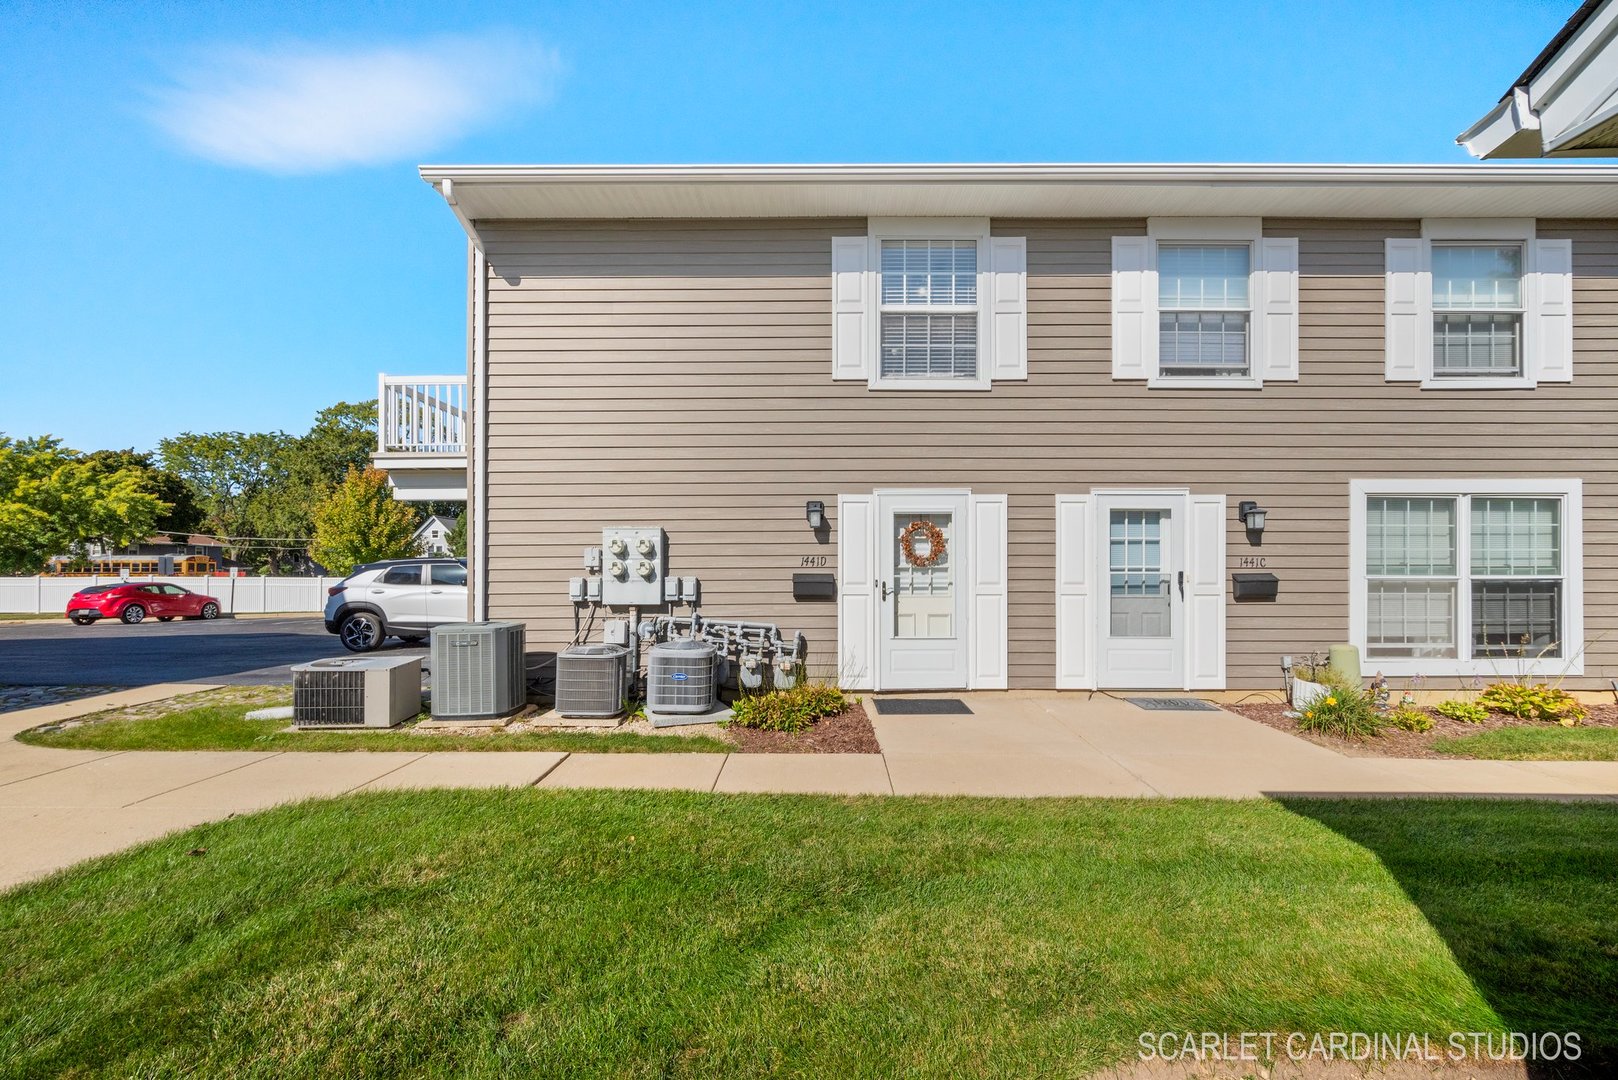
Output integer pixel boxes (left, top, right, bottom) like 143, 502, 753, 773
874, 491, 970, 690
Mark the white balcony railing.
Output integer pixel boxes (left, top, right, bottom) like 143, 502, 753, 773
378, 374, 467, 454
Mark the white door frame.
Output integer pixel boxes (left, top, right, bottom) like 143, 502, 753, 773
873, 488, 971, 691
1094, 489, 1188, 689
1056, 487, 1226, 692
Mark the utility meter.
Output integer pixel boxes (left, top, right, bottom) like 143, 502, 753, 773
600, 526, 666, 605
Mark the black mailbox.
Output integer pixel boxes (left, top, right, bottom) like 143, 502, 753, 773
1232, 572, 1280, 601
792, 573, 837, 601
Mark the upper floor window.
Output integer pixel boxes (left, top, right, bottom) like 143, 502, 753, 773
878, 239, 979, 381
831, 219, 1027, 389
1385, 221, 1572, 388
1157, 243, 1252, 380
1431, 243, 1524, 379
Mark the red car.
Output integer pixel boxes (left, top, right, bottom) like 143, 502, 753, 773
66, 582, 222, 626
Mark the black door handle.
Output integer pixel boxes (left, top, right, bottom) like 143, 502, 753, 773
1177, 570, 1185, 598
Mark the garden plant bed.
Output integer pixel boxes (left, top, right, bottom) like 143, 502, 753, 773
724, 699, 880, 754
1230, 701, 1618, 760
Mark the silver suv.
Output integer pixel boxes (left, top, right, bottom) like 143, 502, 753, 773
323, 558, 469, 652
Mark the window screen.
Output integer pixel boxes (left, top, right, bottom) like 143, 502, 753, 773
1157, 244, 1251, 378
1431, 244, 1523, 378
878, 239, 979, 380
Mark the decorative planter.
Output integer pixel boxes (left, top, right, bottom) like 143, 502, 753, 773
1291, 677, 1330, 711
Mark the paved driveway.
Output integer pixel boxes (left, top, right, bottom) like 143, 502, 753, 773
0, 616, 425, 687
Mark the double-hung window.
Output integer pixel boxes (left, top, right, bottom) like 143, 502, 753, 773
1353, 481, 1581, 675
1157, 244, 1252, 379
878, 239, 979, 381
1431, 243, 1524, 379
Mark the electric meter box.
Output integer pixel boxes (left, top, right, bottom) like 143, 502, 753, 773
600, 526, 667, 606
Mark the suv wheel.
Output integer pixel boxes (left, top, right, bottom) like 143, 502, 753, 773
339, 611, 384, 652
120, 604, 146, 625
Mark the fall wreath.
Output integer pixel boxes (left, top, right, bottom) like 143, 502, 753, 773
900, 519, 947, 568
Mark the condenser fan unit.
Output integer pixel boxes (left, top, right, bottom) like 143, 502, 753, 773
556, 644, 629, 718
647, 639, 718, 715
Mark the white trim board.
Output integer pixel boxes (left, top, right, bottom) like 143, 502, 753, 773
1347, 478, 1584, 678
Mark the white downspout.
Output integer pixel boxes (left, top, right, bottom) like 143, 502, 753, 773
473, 246, 489, 622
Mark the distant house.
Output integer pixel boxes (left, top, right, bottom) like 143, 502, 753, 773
89, 533, 249, 571
414, 515, 459, 556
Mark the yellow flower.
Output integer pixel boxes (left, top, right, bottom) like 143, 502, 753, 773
1304, 711, 1314, 718
1324, 696, 1337, 706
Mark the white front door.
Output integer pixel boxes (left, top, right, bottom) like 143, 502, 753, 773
876, 491, 969, 690
1096, 493, 1186, 688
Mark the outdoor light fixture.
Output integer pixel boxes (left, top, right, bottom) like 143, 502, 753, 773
805, 500, 826, 530
1239, 501, 1267, 532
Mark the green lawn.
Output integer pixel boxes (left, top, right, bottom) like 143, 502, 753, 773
17, 699, 731, 754
2, 793, 1613, 1077
1435, 724, 1618, 761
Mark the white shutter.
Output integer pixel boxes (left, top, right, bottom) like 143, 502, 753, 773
836, 495, 875, 690
1111, 236, 1156, 380
967, 494, 1009, 689
987, 236, 1028, 381
1531, 238, 1574, 382
1257, 237, 1300, 381
1054, 495, 1096, 689
1384, 238, 1429, 382
831, 236, 871, 380
1186, 495, 1227, 690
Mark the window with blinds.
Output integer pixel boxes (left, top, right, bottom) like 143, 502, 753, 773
878, 239, 979, 380
1363, 493, 1564, 661
1157, 244, 1251, 379
1431, 244, 1524, 378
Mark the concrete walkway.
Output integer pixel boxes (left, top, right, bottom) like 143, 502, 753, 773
3, 688, 1616, 891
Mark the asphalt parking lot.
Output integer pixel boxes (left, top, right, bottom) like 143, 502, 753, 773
0, 616, 427, 687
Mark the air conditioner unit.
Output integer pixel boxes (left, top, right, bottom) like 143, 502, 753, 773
431, 621, 527, 720
647, 639, 718, 715
292, 655, 421, 729
556, 644, 629, 719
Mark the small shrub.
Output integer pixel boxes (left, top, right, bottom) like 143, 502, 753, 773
729, 682, 848, 734
1385, 705, 1434, 733
1434, 699, 1489, 725
1478, 682, 1587, 726
1295, 682, 1384, 739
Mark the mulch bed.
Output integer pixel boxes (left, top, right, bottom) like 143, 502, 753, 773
727, 700, 882, 755
1228, 701, 1618, 759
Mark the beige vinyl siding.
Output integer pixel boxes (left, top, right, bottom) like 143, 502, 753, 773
478, 217, 1618, 689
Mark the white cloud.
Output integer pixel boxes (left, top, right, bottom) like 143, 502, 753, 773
147, 33, 560, 173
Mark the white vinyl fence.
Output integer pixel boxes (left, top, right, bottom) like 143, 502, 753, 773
0, 576, 336, 615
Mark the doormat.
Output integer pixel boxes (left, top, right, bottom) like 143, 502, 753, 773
873, 698, 973, 715
1125, 697, 1221, 712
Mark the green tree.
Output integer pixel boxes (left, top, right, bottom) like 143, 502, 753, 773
446, 514, 468, 558
285, 401, 378, 491
310, 466, 419, 576
0, 436, 167, 575
157, 431, 293, 566
82, 449, 203, 536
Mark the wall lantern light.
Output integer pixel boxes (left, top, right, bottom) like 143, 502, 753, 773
805, 500, 826, 530
1238, 501, 1267, 532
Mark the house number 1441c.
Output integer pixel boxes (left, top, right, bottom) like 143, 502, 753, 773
1237, 556, 1267, 569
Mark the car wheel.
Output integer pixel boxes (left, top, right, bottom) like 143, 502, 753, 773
339, 612, 383, 652
200, 602, 220, 620
70, 615, 95, 626
159, 616, 175, 622
120, 604, 146, 625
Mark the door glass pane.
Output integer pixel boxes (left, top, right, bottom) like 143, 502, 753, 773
893, 512, 954, 639
1109, 510, 1170, 639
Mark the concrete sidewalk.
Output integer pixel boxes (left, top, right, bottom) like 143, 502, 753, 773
2, 687, 1616, 891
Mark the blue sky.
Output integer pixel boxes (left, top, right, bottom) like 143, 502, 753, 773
0, 0, 1584, 452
